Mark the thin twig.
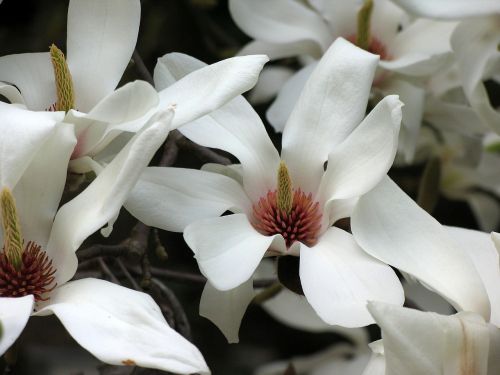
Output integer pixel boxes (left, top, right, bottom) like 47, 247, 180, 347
132, 49, 154, 85
116, 259, 142, 291
77, 245, 129, 262
98, 257, 121, 285
151, 278, 192, 340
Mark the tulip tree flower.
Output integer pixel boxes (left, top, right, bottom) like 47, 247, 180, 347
0, 103, 210, 374
363, 302, 500, 375
126, 38, 405, 327
229, 0, 457, 162
391, 0, 500, 134
0, 0, 269, 176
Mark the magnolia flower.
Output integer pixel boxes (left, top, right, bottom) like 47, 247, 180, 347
230, 0, 458, 161
126, 38, 405, 327
364, 301, 500, 375
0, 103, 209, 374
0, 0, 268, 176
390, 0, 500, 134
351, 176, 494, 322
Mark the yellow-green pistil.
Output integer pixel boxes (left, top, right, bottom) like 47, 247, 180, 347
0, 188, 23, 270
50, 44, 75, 112
356, 0, 374, 51
276, 161, 293, 214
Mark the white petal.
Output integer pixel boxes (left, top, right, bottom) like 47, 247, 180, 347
66, 80, 159, 158
248, 66, 294, 105
446, 227, 500, 327
351, 176, 491, 319
200, 280, 255, 343
389, 0, 500, 19
14, 123, 77, 250
67, 0, 140, 111
317, 95, 402, 204
299, 227, 404, 327
238, 39, 320, 60
47, 110, 174, 285
184, 214, 284, 290
368, 302, 490, 375
0, 82, 25, 106
263, 288, 370, 347
0, 52, 55, 111
266, 63, 316, 133
451, 17, 500, 133
125, 167, 251, 232
0, 296, 34, 355
0, 102, 64, 189
370, 0, 410, 45
35, 279, 209, 374
403, 281, 454, 315
156, 53, 279, 200
382, 78, 425, 163
466, 193, 500, 232
158, 53, 269, 129
380, 20, 456, 76
281, 38, 378, 195
229, 0, 331, 53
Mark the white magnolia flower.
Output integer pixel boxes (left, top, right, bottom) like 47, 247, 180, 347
351, 176, 493, 321
391, 0, 500, 134
230, 0, 457, 161
126, 38, 405, 327
0, 103, 209, 374
364, 301, 500, 375
0, 0, 268, 175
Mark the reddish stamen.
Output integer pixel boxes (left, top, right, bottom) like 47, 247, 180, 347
0, 241, 57, 301
252, 189, 322, 248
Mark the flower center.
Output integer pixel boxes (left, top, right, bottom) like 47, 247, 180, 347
0, 241, 56, 301
252, 189, 322, 248
346, 34, 391, 61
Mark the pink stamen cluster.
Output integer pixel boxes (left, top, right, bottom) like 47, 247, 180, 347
0, 241, 56, 301
252, 189, 322, 248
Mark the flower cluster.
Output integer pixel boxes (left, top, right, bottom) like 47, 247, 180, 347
0, 0, 498, 374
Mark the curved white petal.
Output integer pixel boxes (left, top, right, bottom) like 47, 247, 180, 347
368, 302, 490, 375
0, 102, 64, 189
67, 0, 141, 111
466, 193, 500, 232
35, 279, 209, 374
389, 0, 500, 19
47, 110, 174, 285
200, 280, 255, 344
263, 288, 370, 347
351, 176, 491, 319
14, 123, 76, 250
248, 66, 295, 105
0, 295, 34, 355
382, 78, 425, 163
155, 53, 279, 200
451, 17, 500, 133
184, 214, 283, 290
317, 95, 402, 204
281, 38, 378, 195
238, 40, 320, 60
0, 82, 25, 106
445, 227, 500, 327
370, 0, 410, 46
66, 80, 159, 158
380, 20, 456, 76
299, 227, 404, 327
0, 52, 55, 111
159, 54, 269, 129
266, 63, 316, 133
125, 167, 250, 232
229, 0, 331, 53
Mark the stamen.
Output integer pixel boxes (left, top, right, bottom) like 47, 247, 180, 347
356, 0, 374, 50
0, 189, 23, 270
50, 44, 75, 112
0, 242, 57, 301
253, 189, 322, 248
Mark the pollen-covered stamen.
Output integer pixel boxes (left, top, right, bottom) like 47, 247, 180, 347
0, 241, 57, 301
50, 44, 75, 112
252, 189, 323, 248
